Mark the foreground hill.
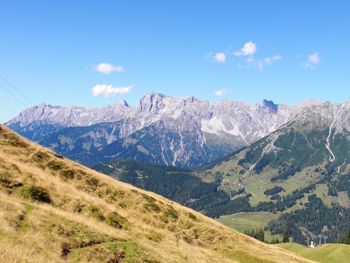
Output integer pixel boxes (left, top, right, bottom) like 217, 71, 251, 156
278, 243, 350, 263
0, 125, 312, 263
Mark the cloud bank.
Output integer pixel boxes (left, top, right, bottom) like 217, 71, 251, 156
214, 89, 229, 97
95, 63, 124, 74
92, 84, 132, 98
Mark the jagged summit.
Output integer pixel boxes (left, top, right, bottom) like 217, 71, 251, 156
139, 92, 171, 112
117, 99, 129, 107
6, 96, 292, 167
7, 93, 350, 168
297, 99, 323, 108
263, 99, 279, 113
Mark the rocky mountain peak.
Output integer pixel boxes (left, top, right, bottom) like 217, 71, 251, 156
139, 92, 171, 113
117, 99, 129, 108
263, 99, 279, 113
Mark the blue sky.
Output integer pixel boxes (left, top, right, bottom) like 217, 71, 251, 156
1, 0, 350, 122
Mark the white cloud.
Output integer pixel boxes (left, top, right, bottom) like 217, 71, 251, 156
214, 89, 229, 97
95, 63, 124, 74
92, 84, 132, 98
264, 55, 282, 65
305, 52, 320, 68
214, 52, 226, 63
248, 55, 282, 71
234, 41, 257, 56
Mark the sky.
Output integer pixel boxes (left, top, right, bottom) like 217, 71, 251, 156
1, 0, 350, 122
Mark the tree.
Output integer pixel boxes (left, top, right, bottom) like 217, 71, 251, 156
339, 229, 350, 244
256, 229, 265, 242
244, 228, 265, 242
282, 227, 290, 243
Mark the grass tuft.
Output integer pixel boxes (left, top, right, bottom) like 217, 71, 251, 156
47, 160, 65, 171
89, 205, 105, 221
106, 212, 128, 229
17, 185, 52, 203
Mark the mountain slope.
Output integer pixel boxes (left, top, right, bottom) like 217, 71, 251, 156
0, 125, 312, 263
204, 102, 350, 243
93, 159, 251, 218
6, 93, 298, 168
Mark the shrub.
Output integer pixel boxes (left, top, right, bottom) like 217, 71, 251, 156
106, 212, 128, 229
59, 169, 75, 180
143, 193, 161, 212
32, 151, 50, 162
85, 177, 100, 188
188, 212, 198, 221
0, 174, 23, 189
119, 202, 127, 208
72, 201, 85, 213
164, 207, 178, 220
146, 231, 163, 242
142, 194, 156, 203
18, 185, 52, 203
54, 153, 64, 159
264, 186, 284, 196
60, 242, 71, 258
144, 202, 161, 213
89, 205, 105, 221
47, 160, 65, 171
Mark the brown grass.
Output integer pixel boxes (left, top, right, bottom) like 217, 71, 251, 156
0, 125, 315, 263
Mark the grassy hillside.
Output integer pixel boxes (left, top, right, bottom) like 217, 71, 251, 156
0, 125, 313, 263
217, 212, 281, 242
278, 243, 350, 263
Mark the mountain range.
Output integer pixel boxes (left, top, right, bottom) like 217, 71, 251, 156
6, 93, 303, 168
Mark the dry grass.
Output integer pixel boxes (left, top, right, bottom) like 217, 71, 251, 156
0, 125, 315, 263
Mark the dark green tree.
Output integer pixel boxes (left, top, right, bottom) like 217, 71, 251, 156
256, 229, 265, 242
339, 229, 350, 244
244, 228, 265, 242
282, 227, 290, 243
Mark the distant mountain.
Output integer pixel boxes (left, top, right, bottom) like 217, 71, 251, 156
6, 93, 299, 167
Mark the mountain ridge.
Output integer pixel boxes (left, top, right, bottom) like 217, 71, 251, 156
6, 93, 311, 168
